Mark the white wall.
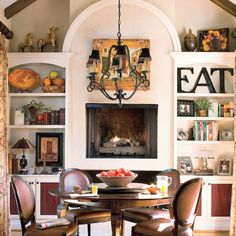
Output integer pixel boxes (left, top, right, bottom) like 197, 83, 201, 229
2, 0, 235, 171
64, 1, 175, 170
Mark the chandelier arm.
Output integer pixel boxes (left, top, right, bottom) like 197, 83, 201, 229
87, 80, 118, 101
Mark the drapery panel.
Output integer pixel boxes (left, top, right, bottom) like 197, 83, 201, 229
0, 33, 10, 236
230, 57, 236, 236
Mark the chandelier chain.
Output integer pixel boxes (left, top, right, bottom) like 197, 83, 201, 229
117, 0, 121, 43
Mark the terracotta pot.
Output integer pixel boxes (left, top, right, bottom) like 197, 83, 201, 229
198, 110, 207, 117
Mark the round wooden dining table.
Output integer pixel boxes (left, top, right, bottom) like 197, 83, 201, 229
50, 183, 174, 236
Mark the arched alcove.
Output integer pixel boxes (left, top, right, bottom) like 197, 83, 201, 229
62, 0, 180, 170
63, 0, 181, 52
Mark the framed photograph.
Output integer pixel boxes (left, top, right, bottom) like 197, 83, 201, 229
219, 129, 234, 141
177, 129, 189, 141
36, 133, 63, 166
177, 100, 194, 117
177, 156, 193, 175
93, 39, 150, 90
198, 28, 229, 52
217, 158, 232, 175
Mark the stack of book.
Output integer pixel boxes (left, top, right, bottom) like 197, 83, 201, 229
43, 108, 65, 125
193, 121, 218, 141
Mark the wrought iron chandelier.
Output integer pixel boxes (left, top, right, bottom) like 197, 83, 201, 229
86, 0, 151, 107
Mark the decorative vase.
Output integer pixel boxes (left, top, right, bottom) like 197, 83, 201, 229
184, 29, 197, 52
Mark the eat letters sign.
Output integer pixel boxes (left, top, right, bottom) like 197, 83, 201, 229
177, 67, 234, 93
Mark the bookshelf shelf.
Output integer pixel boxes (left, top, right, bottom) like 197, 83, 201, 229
9, 93, 66, 97
177, 117, 234, 121
8, 53, 72, 174
9, 125, 65, 129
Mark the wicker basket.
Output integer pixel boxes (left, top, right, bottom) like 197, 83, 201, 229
42, 85, 65, 93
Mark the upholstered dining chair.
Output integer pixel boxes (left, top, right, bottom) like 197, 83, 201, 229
131, 177, 203, 236
59, 168, 111, 236
11, 175, 77, 236
121, 169, 180, 235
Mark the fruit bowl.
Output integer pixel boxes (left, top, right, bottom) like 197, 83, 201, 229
96, 174, 138, 187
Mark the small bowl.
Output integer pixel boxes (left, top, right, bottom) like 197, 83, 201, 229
96, 174, 138, 187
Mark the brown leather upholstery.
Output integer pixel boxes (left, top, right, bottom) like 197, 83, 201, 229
59, 168, 111, 236
122, 169, 180, 227
131, 178, 203, 236
11, 176, 77, 236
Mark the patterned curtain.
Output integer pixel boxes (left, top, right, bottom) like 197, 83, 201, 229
230, 57, 236, 235
0, 34, 10, 236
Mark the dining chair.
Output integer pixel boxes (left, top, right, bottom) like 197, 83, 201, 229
59, 168, 111, 236
11, 175, 77, 236
121, 169, 180, 235
131, 177, 203, 236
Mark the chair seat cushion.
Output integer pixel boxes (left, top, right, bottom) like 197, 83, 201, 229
132, 218, 174, 236
123, 208, 170, 223
66, 207, 111, 224
132, 218, 193, 236
24, 222, 77, 236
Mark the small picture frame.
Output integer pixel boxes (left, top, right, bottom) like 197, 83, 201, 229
177, 100, 194, 117
217, 158, 232, 175
219, 130, 234, 141
198, 28, 229, 52
177, 129, 189, 141
177, 156, 193, 175
36, 132, 63, 166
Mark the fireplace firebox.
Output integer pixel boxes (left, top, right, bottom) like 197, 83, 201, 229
86, 103, 158, 159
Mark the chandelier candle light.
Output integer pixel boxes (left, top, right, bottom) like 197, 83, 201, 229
86, 0, 152, 107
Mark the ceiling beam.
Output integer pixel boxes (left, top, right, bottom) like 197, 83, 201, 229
210, 0, 236, 17
4, 0, 36, 19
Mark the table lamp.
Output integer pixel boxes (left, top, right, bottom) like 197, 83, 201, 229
12, 138, 31, 174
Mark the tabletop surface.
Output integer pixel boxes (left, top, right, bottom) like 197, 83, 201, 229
50, 183, 173, 201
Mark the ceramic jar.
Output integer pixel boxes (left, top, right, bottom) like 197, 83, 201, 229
184, 29, 197, 51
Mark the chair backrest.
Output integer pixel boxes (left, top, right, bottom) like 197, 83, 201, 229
173, 178, 203, 230
159, 169, 181, 195
59, 168, 93, 193
11, 176, 36, 234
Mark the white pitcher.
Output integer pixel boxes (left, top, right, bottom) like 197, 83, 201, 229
156, 175, 172, 193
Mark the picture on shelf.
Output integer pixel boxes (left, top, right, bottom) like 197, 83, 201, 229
36, 132, 63, 166
177, 100, 194, 117
219, 129, 234, 141
177, 156, 193, 175
217, 158, 232, 175
177, 129, 189, 141
198, 28, 229, 52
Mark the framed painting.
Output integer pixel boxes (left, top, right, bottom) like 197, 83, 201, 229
36, 132, 63, 166
198, 28, 229, 52
93, 39, 150, 90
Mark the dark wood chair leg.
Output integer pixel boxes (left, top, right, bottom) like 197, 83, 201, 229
87, 224, 91, 236
121, 219, 125, 236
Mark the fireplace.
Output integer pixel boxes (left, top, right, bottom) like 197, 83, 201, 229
86, 103, 158, 159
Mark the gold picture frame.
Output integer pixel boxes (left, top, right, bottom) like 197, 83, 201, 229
93, 39, 150, 90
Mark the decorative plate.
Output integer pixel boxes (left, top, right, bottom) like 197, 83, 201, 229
9, 68, 40, 91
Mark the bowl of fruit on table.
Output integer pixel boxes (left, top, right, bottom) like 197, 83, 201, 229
96, 168, 138, 187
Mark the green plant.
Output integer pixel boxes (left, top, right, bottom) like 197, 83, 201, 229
20, 99, 48, 115
195, 98, 212, 111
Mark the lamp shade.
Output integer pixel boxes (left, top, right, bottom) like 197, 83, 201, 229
12, 138, 31, 149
